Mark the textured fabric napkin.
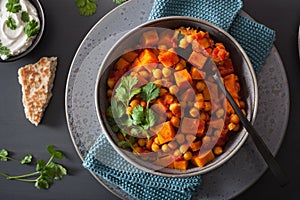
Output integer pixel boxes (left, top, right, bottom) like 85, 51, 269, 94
149, 0, 276, 73
83, 0, 276, 200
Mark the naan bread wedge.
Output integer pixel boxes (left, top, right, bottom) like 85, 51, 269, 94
18, 57, 57, 126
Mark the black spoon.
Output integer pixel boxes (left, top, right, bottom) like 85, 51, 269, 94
213, 73, 289, 187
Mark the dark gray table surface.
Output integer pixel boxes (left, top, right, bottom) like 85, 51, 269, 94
0, 0, 299, 199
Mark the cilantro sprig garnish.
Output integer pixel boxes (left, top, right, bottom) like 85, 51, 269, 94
6, 0, 22, 13
109, 76, 159, 146
0, 40, 11, 58
24, 19, 39, 38
21, 11, 30, 23
5, 16, 17, 30
75, 0, 128, 16
0, 145, 67, 189
75, 0, 98, 16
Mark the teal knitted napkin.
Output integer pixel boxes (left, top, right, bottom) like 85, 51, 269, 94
149, 0, 276, 73
83, 1, 275, 200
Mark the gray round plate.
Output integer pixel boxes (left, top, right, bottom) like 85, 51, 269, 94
65, 0, 290, 199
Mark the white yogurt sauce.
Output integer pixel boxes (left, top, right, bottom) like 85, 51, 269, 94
0, 0, 40, 60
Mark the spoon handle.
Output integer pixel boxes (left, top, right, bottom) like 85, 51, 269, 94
213, 73, 289, 187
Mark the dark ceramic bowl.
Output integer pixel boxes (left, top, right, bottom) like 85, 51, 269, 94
95, 16, 258, 177
0, 0, 45, 62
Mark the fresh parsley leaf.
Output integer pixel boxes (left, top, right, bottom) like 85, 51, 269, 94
0, 41, 11, 57
75, 0, 98, 16
111, 98, 125, 119
6, 17, 17, 30
131, 105, 145, 125
21, 11, 30, 22
0, 149, 9, 161
21, 154, 32, 164
113, 0, 128, 4
147, 108, 157, 128
47, 145, 64, 160
140, 82, 160, 104
115, 76, 141, 104
24, 19, 39, 38
6, 0, 22, 13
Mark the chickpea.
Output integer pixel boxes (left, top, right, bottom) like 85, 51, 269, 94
228, 122, 236, 131
161, 144, 170, 153
185, 135, 196, 143
154, 137, 160, 145
179, 38, 189, 48
196, 93, 204, 101
138, 138, 146, 147
151, 143, 160, 152
107, 78, 115, 89
202, 136, 211, 144
183, 151, 193, 160
175, 62, 185, 71
170, 116, 180, 128
200, 112, 207, 121
179, 144, 189, 154
169, 85, 179, 95
230, 114, 240, 124
159, 88, 168, 96
204, 102, 212, 112
168, 141, 178, 150
175, 134, 185, 144
127, 107, 132, 115
169, 103, 181, 116
139, 70, 149, 79
216, 108, 225, 118
189, 107, 199, 117
130, 99, 140, 108
196, 81, 206, 92
153, 68, 162, 79
239, 101, 245, 109
194, 101, 204, 110
166, 111, 173, 119
107, 89, 113, 97
158, 44, 167, 50
164, 94, 174, 105
162, 67, 171, 77
213, 146, 223, 155
173, 149, 182, 157
140, 100, 147, 108
233, 123, 240, 131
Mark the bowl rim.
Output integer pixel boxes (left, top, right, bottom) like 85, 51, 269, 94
95, 16, 258, 177
0, 0, 45, 62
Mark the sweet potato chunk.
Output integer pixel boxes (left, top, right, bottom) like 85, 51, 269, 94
153, 155, 174, 167
224, 74, 240, 98
191, 150, 215, 167
138, 49, 158, 72
174, 160, 189, 170
190, 66, 206, 80
115, 57, 130, 70
181, 117, 199, 134
158, 50, 180, 67
190, 141, 202, 152
153, 121, 175, 145
140, 30, 159, 47
122, 51, 139, 62
174, 69, 192, 89
188, 51, 207, 69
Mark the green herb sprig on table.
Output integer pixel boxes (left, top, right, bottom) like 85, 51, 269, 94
0, 145, 67, 189
75, 0, 128, 16
108, 76, 159, 148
